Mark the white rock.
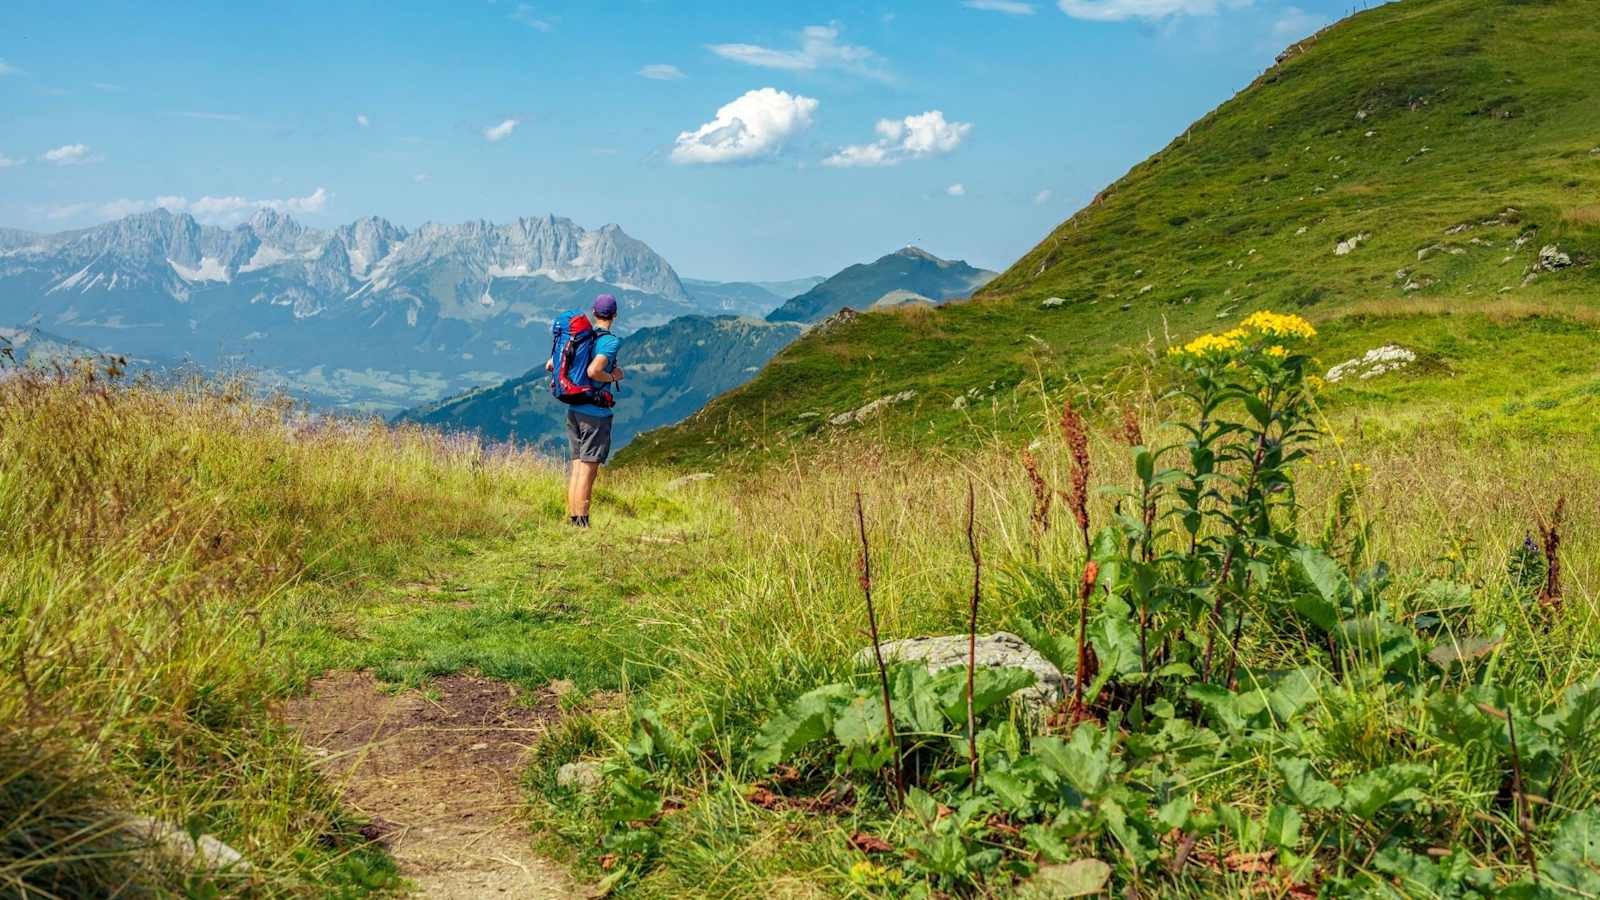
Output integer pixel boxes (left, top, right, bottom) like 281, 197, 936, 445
122, 816, 251, 873
1537, 244, 1573, 271
855, 631, 1069, 714
1334, 233, 1370, 256
557, 761, 603, 792
830, 390, 916, 426
1040, 296, 1067, 308
1326, 345, 1417, 383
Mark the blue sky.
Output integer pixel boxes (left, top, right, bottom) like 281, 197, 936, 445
1, 0, 1355, 280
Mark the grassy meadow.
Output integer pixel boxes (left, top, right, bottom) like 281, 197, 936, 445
6, 342, 1598, 896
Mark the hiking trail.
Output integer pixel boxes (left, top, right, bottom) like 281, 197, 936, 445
283, 670, 584, 898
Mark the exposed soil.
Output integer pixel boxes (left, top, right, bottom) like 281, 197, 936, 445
282, 671, 583, 898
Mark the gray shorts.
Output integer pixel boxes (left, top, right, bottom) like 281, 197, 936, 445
567, 410, 613, 463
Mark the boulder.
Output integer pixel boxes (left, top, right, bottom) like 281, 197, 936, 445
1536, 244, 1573, 271
556, 761, 604, 792
1040, 296, 1067, 308
853, 631, 1068, 713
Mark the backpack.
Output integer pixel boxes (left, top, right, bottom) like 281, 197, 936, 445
549, 308, 614, 408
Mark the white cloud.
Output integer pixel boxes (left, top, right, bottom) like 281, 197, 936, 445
1272, 6, 1330, 40
946, 183, 966, 196
413, 173, 429, 183
91, 81, 123, 91
1056, 0, 1250, 21
670, 87, 819, 165
511, 3, 552, 30
964, 0, 1037, 13
42, 144, 96, 165
50, 187, 331, 226
639, 64, 686, 81
708, 24, 889, 82
483, 118, 519, 142
824, 110, 972, 168
0, 154, 23, 169
1034, 189, 1053, 205
356, 113, 370, 127
0, 60, 15, 76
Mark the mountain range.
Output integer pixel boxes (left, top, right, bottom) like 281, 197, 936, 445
395, 247, 994, 453
0, 209, 771, 412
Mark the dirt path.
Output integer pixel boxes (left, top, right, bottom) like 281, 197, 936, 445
282, 671, 584, 898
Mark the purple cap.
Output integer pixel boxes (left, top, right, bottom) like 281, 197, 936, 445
592, 293, 618, 318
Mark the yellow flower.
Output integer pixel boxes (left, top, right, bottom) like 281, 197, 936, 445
1265, 345, 1288, 358
1169, 328, 1247, 359
849, 861, 900, 886
1240, 310, 1317, 340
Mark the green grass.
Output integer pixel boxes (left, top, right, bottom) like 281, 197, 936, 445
624, 0, 1600, 468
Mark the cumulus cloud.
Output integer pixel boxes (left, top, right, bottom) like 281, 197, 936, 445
1272, 5, 1330, 40
511, 3, 553, 31
1034, 189, 1053, 205
639, 64, 686, 80
483, 118, 519, 142
1056, 0, 1250, 21
964, 0, 1037, 13
946, 183, 966, 196
708, 24, 889, 82
823, 111, 972, 168
670, 87, 819, 165
49, 187, 331, 226
42, 144, 97, 165
356, 113, 370, 127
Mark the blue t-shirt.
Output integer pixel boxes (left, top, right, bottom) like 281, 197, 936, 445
570, 331, 621, 417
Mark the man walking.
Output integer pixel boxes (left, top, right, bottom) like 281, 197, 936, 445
547, 293, 624, 528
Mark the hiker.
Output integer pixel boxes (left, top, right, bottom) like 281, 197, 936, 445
547, 293, 624, 528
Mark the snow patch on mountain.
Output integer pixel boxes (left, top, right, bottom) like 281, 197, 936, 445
169, 256, 231, 283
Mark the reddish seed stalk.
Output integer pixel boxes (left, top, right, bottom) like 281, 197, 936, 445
1538, 497, 1565, 609
965, 479, 981, 788
1021, 450, 1051, 560
1059, 399, 1097, 719
855, 492, 904, 806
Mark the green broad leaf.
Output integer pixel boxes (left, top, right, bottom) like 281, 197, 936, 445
603, 766, 663, 824
936, 666, 1038, 722
1015, 618, 1074, 675
905, 786, 940, 824
1156, 795, 1194, 830
1537, 676, 1600, 748
1135, 448, 1155, 484
1155, 662, 1196, 679
1275, 758, 1342, 810
1089, 597, 1143, 677
831, 692, 887, 748
1018, 859, 1112, 899
1540, 808, 1600, 894
985, 767, 1040, 814
1341, 763, 1430, 818
1186, 684, 1250, 733
890, 664, 946, 735
1100, 798, 1157, 866
1242, 394, 1272, 426
1265, 805, 1302, 851
1032, 723, 1119, 799
748, 683, 851, 771
1021, 824, 1078, 865
1290, 546, 1353, 631
1264, 668, 1320, 722
1426, 632, 1504, 670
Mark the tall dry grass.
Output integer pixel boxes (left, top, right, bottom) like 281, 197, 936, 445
0, 369, 559, 895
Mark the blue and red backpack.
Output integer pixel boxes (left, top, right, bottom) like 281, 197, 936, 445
549, 308, 614, 408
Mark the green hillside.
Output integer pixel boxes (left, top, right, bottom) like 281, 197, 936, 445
625, 0, 1600, 467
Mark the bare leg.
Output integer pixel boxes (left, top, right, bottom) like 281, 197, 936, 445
572, 461, 600, 517
566, 461, 581, 516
